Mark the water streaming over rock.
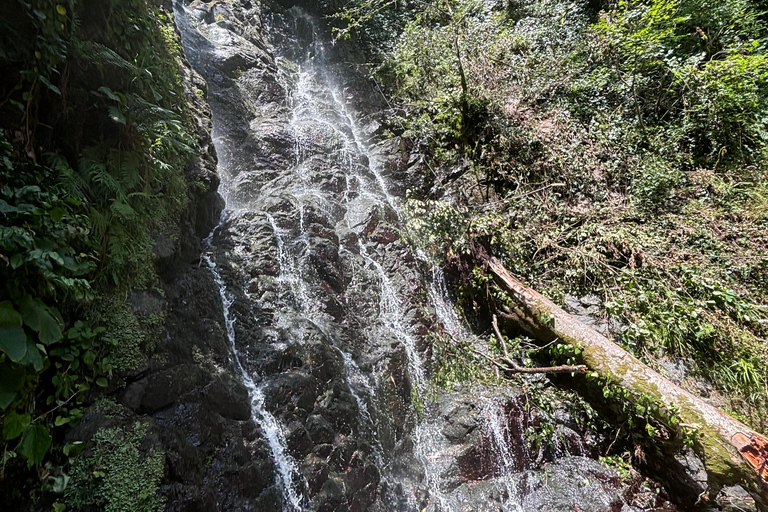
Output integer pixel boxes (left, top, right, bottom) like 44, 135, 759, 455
174, 2, 655, 510
482, 398, 525, 512
203, 225, 306, 510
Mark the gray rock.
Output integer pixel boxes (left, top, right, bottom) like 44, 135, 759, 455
521, 456, 626, 512
127, 290, 166, 316
718, 485, 757, 512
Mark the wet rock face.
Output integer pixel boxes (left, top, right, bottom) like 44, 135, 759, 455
172, 2, 686, 512
61, 12, 277, 508
178, 2, 419, 509
131, 262, 283, 511
398, 390, 639, 512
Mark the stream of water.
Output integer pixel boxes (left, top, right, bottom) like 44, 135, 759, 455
178, 4, 526, 510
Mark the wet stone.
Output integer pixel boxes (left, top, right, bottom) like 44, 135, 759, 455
170, 1, 689, 510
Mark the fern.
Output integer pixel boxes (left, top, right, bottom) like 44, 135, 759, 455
88, 208, 110, 240
71, 39, 137, 72
47, 153, 89, 202
109, 199, 137, 221
107, 149, 142, 190
80, 156, 123, 203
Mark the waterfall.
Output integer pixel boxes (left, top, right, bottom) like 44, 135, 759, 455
202, 219, 307, 511
176, 3, 528, 511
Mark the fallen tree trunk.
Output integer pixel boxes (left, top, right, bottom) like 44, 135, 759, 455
483, 255, 768, 506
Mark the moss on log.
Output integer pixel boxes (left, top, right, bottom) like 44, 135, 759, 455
484, 256, 768, 507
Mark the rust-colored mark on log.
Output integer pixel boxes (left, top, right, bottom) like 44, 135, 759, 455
733, 432, 768, 482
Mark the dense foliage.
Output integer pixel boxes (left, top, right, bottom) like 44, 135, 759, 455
349, 0, 768, 431
0, 0, 194, 499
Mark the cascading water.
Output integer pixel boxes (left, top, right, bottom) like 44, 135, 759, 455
175, 3, 535, 511
482, 398, 525, 512
203, 217, 306, 511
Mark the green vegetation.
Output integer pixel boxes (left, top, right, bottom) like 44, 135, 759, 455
429, 331, 489, 390
0, 0, 194, 499
65, 422, 165, 512
521, 378, 608, 455
355, 0, 768, 430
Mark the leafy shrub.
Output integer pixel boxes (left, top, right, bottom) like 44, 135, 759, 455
0, 0, 195, 474
588, 0, 768, 164
631, 156, 685, 211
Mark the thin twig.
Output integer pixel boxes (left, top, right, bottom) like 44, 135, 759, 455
490, 315, 587, 374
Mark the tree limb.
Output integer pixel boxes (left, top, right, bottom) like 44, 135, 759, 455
476, 314, 588, 375
481, 254, 768, 506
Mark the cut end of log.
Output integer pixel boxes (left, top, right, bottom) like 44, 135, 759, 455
733, 433, 768, 483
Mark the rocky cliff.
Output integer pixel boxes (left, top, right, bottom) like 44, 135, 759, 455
3, 0, 751, 510
166, 1, 686, 511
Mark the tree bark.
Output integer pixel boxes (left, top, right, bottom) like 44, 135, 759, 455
483, 255, 768, 506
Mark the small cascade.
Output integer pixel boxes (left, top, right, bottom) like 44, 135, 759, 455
412, 422, 452, 512
267, 205, 383, 463
425, 262, 464, 340
482, 398, 525, 511
423, 253, 530, 511
357, 241, 427, 393
203, 218, 306, 512
265, 211, 315, 314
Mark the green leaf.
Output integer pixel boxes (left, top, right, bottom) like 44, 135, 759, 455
38, 75, 61, 95
83, 351, 96, 366
20, 340, 43, 372
108, 106, 126, 125
54, 416, 69, 426
19, 296, 62, 345
56, 4, 67, 16
0, 301, 21, 325
0, 199, 17, 213
18, 424, 52, 465
53, 502, 66, 512
48, 251, 64, 266
50, 207, 66, 222
0, 326, 27, 362
10, 253, 24, 269
62, 441, 83, 457
97, 86, 121, 103
95, 378, 108, 388
2, 412, 31, 440
0, 363, 25, 409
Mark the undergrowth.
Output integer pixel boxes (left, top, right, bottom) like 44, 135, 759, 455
369, 0, 768, 429
64, 422, 165, 512
0, 0, 196, 503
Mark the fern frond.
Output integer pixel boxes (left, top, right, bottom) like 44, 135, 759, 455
128, 94, 178, 125
109, 199, 137, 221
79, 147, 124, 203
89, 207, 110, 239
107, 149, 142, 190
46, 153, 88, 201
107, 234, 128, 266
71, 39, 137, 72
